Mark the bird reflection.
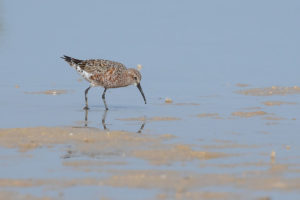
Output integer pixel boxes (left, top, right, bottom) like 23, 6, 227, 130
101, 109, 108, 130
61, 110, 146, 159
63, 109, 146, 159
84, 109, 146, 134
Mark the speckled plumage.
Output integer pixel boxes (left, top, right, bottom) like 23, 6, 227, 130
62, 55, 146, 110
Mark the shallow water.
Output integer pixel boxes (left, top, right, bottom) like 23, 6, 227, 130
1, 0, 300, 200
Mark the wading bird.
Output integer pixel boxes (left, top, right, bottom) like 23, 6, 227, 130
62, 55, 146, 110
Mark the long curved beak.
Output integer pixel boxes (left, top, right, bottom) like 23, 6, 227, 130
137, 83, 147, 104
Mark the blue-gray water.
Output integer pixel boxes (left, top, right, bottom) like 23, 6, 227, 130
0, 1, 300, 199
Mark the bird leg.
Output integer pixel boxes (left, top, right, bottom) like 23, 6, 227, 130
102, 88, 108, 110
83, 86, 91, 110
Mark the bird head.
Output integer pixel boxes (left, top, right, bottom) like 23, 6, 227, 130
127, 68, 146, 104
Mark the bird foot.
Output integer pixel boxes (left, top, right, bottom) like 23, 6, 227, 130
83, 106, 89, 110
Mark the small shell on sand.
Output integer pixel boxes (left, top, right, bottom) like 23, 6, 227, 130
165, 98, 173, 104
137, 64, 143, 71
270, 150, 276, 159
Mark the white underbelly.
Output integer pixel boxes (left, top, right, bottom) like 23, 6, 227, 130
76, 66, 92, 81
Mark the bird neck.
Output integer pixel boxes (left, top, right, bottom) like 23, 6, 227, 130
115, 70, 133, 88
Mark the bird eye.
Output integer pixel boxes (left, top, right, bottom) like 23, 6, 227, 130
134, 76, 137, 80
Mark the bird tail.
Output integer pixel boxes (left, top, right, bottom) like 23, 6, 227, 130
61, 55, 82, 67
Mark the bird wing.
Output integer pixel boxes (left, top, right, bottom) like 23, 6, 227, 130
79, 59, 127, 74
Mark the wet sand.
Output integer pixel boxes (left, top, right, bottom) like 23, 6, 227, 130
231, 111, 267, 118
24, 89, 70, 95
117, 116, 181, 122
2, 85, 300, 199
1, 85, 300, 199
236, 86, 300, 96
1, 125, 300, 199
